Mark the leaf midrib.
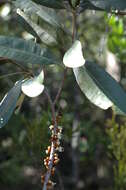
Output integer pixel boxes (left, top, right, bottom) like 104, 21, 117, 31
0, 45, 58, 64
85, 65, 126, 113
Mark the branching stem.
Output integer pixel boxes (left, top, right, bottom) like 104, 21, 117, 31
42, 8, 77, 190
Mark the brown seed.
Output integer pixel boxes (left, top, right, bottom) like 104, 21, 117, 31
54, 158, 60, 165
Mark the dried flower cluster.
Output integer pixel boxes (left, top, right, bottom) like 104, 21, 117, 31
41, 122, 64, 189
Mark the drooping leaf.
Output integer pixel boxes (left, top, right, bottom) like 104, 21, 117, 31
16, 14, 41, 40
0, 36, 60, 65
17, 9, 57, 45
74, 61, 126, 114
32, 0, 65, 9
14, 0, 62, 28
80, 0, 126, 12
0, 80, 22, 128
15, 0, 71, 50
73, 66, 113, 110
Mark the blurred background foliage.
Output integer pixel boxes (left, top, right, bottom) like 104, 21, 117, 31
0, 1, 126, 190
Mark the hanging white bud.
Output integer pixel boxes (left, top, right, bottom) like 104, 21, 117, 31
63, 40, 85, 68
21, 70, 44, 97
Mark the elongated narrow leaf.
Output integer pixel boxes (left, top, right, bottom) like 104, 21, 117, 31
80, 0, 103, 12
0, 81, 22, 128
15, 0, 62, 28
73, 66, 113, 110
84, 61, 126, 113
0, 36, 60, 65
32, 0, 65, 9
17, 9, 57, 45
80, 0, 126, 12
15, 0, 71, 49
16, 14, 41, 40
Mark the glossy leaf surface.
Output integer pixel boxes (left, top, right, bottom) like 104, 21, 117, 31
0, 81, 22, 128
17, 9, 57, 45
0, 36, 59, 65
80, 0, 126, 12
15, 0, 62, 28
73, 66, 112, 109
74, 61, 126, 114
32, 0, 65, 9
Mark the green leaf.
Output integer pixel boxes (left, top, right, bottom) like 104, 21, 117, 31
32, 0, 65, 9
15, 0, 62, 28
16, 14, 41, 40
0, 80, 22, 128
74, 61, 126, 114
80, 0, 126, 12
17, 9, 57, 45
73, 66, 112, 110
80, 0, 103, 12
15, 0, 71, 49
0, 36, 60, 65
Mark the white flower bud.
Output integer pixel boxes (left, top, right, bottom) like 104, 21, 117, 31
63, 40, 85, 68
21, 70, 44, 97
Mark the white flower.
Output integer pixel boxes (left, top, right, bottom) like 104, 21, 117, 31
21, 70, 44, 97
63, 40, 85, 68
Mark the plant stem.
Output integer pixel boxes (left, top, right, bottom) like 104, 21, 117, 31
43, 88, 57, 190
53, 68, 67, 107
42, 8, 77, 190
54, 9, 77, 108
72, 10, 77, 42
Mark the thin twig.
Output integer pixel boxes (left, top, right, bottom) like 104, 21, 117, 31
72, 10, 77, 43
53, 10, 77, 108
53, 68, 67, 107
43, 88, 57, 190
44, 88, 56, 122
